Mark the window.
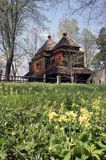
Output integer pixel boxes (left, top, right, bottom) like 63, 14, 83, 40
36, 63, 42, 70
46, 58, 50, 68
51, 59, 55, 67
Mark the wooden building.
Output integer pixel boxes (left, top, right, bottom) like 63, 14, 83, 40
25, 33, 92, 83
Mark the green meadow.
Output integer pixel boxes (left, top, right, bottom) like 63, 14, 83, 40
0, 83, 106, 160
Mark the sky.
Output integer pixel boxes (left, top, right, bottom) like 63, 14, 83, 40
40, 0, 105, 41
25, 0, 106, 43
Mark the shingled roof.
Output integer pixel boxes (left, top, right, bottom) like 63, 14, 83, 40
37, 35, 56, 55
54, 33, 80, 50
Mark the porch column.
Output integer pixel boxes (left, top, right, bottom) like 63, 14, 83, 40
43, 74, 46, 83
71, 74, 74, 83
57, 75, 61, 84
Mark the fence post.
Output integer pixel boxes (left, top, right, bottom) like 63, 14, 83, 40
0, 70, 2, 82
71, 74, 74, 83
11, 76, 13, 82
43, 74, 46, 83
57, 75, 61, 84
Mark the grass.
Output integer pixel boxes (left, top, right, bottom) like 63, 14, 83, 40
0, 83, 106, 160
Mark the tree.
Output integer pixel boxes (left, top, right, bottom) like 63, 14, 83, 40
23, 27, 45, 61
80, 28, 96, 67
58, 51, 84, 82
70, 0, 106, 24
0, 0, 63, 80
0, 54, 6, 73
58, 19, 79, 42
0, 1, 40, 79
94, 27, 106, 63
96, 27, 106, 51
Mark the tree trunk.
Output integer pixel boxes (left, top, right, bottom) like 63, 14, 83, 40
5, 55, 13, 81
5, 31, 15, 81
12, 63, 17, 80
70, 66, 74, 83
0, 70, 3, 82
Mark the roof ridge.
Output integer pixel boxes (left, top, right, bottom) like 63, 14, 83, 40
36, 36, 56, 55
54, 34, 80, 50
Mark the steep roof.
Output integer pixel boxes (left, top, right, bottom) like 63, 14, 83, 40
54, 33, 80, 50
37, 35, 56, 55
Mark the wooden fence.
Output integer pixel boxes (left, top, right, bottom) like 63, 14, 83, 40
0, 74, 88, 84
0, 75, 62, 83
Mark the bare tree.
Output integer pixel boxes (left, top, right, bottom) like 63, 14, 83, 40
0, 0, 63, 80
58, 19, 79, 42
22, 27, 45, 61
11, 57, 22, 77
70, 0, 106, 25
80, 28, 96, 67
0, 1, 43, 80
58, 1, 105, 25
58, 51, 84, 82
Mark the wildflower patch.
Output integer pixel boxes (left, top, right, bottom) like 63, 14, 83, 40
0, 83, 106, 160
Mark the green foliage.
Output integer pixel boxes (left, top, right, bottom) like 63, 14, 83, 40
96, 27, 106, 48
95, 27, 106, 62
64, 152, 71, 160
0, 82, 106, 160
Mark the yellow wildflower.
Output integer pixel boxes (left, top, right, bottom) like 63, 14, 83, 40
79, 115, 90, 128
80, 108, 90, 115
79, 108, 91, 128
48, 146, 52, 152
72, 102, 79, 108
55, 125, 59, 130
66, 111, 77, 120
84, 122, 90, 128
48, 112, 58, 121
60, 102, 65, 111
79, 115, 89, 123
58, 115, 67, 122
92, 97, 101, 110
